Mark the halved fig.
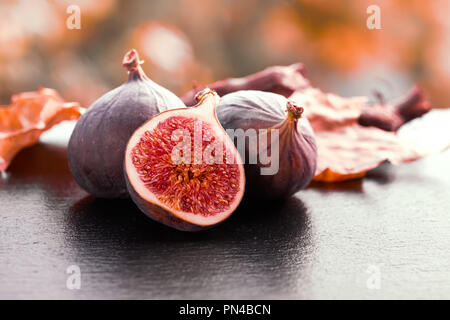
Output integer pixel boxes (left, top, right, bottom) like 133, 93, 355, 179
124, 89, 245, 231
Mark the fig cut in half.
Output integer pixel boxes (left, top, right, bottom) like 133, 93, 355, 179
124, 89, 245, 231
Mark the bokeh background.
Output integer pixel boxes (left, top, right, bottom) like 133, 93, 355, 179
0, 0, 449, 108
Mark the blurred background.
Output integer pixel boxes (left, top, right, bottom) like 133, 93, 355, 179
0, 0, 449, 108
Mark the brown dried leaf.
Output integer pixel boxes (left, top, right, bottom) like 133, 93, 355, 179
0, 88, 83, 171
312, 124, 425, 182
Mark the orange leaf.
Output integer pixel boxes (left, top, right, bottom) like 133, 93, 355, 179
0, 88, 84, 171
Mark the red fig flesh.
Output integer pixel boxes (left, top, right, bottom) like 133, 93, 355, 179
124, 89, 245, 231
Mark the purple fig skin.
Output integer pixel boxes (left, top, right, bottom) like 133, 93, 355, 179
68, 50, 186, 198
217, 90, 317, 199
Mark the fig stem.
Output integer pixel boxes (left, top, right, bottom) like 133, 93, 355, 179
286, 101, 304, 121
123, 49, 144, 73
193, 88, 220, 116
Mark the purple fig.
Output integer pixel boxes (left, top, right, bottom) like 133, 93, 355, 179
217, 90, 317, 199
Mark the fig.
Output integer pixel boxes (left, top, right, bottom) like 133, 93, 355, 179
217, 90, 317, 199
358, 86, 431, 131
68, 49, 186, 198
124, 89, 245, 231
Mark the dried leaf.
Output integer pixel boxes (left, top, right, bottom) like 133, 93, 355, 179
0, 88, 83, 171
312, 124, 425, 182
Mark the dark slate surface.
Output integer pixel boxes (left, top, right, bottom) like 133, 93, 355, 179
0, 122, 449, 299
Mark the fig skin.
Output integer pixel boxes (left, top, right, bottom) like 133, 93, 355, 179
217, 90, 317, 200
68, 49, 186, 198
124, 89, 245, 231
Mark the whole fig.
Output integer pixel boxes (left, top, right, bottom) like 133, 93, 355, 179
68, 49, 186, 198
217, 90, 317, 199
